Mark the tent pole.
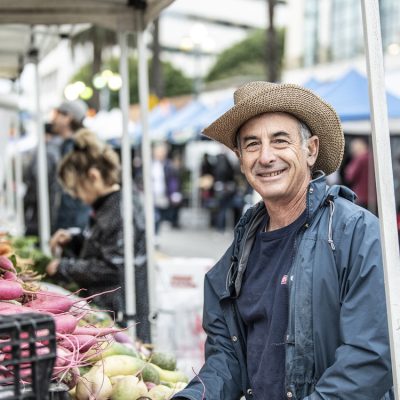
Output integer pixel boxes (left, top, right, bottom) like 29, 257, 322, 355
138, 25, 157, 338
118, 30, 136, 340
14, 118, 25, 236
361, 1, 400, 396
32, 50, 50, 255
5, 152, 14, 220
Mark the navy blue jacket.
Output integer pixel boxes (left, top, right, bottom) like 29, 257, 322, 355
174, 174, 393, 400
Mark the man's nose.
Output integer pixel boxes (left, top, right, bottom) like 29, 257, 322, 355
258, 143, 276, 164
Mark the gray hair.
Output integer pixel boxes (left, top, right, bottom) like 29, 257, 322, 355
298, 120, 312, 149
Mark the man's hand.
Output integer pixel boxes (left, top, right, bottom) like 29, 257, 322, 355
50, 229, 72, 256
46, 259, 60, 276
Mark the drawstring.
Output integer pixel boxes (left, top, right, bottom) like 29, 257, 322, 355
328, 199, 336, 251
226, 256, 237, 294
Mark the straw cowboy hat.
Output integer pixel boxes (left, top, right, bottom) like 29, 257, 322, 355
202, 81, 344, 175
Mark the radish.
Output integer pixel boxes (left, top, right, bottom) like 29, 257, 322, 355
53, 314, 78, 334
0, 256, 15, 272
55, 346, 73, 368
55, 366, 80, 390
0, 280, 23, 300
0, 301, 39, 314
75, 370, 112, 400
113, 331, 134, 345
24, 292, 75, 314
2, 271, 18, 281
73, 326, 123, 337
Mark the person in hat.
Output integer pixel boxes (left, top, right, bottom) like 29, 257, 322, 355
172, 82, 392, 400
51, 99, 91, 231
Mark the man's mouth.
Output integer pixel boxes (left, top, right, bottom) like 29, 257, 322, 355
257, 169, 285, 177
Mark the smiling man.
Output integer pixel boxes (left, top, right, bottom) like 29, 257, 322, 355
172, 82, 393, 400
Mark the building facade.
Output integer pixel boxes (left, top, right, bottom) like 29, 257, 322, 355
283, 0, 400, 92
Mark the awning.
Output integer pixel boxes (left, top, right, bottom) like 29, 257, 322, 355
0, 0, 174, 79
304, 69, 400, 121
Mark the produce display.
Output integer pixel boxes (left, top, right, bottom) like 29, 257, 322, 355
0, 236, 189, 399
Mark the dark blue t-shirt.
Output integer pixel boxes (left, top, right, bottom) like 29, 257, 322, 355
237, 211, 306, 400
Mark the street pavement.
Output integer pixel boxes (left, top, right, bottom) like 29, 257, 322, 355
158, 224, 233, 261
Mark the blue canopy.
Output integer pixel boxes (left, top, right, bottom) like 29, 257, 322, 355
168, 96, 235, 143
304, 69, 400, 121
133, 102, 177, 142
152, 100, 208, 143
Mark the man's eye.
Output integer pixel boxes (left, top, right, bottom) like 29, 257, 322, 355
273, 139, 288, 144
245, 142, 259, 149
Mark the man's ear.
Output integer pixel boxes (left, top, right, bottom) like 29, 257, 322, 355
307, 135, 319, 168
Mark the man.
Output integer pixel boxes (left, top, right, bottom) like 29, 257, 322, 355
173, 82, 392, 400
51, 99, 91, 231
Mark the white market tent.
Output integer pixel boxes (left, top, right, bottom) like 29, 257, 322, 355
0, 0, 174, 340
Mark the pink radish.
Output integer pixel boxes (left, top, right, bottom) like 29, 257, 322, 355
0, 256, 15, 272
55, 346, 73, 368
53, 314, 78, 334
2, 271, 18, 281
114, 331, 134, 345
24, 287, 121, 315
72, 326, 123, 337
0, 301, 35, 314
0, 280, 23, 300
24, 292, 75, 314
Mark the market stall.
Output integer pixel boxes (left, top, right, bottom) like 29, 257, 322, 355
0, 0, 174, 341
0, 237, 188, 399
0, 1, 178, 398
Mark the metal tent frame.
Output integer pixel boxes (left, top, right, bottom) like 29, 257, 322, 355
361, 1, 400, 397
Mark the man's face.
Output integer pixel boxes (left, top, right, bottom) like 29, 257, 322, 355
235, 112, 319, 206
51, 110, 72, 136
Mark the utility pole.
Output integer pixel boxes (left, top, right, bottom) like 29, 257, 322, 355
151, 18, 164, 99
266, 0, 279, 82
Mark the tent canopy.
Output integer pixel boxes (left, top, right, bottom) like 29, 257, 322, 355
304, 69, 400, 121
0, 0, 174, 80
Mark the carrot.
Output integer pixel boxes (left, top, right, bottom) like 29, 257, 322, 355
0, 280, 23, 300
0, 244, 12, 256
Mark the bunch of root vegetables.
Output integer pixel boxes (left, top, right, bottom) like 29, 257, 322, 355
0, 241, 188, 399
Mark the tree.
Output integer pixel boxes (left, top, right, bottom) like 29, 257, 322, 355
70, 26, 117, 110
205, 28, 284, 83
70, 57, 193, 109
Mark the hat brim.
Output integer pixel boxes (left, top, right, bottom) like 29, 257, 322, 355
202, 84, 344, 176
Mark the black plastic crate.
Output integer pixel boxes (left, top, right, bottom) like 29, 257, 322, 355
0, 313, 56, 400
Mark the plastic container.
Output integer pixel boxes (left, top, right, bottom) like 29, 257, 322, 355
0, 313, 56, 400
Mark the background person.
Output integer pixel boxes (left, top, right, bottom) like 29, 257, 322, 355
46, 129, 150, 342
344, 137, 376, 212
173, 81, 392, 400
23, 122, 62, 235
51, 99, 91, 231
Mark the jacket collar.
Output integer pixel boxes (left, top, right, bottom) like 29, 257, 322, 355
219, 171, 351, 300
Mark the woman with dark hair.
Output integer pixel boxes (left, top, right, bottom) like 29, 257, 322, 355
46, 129, 150, 342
